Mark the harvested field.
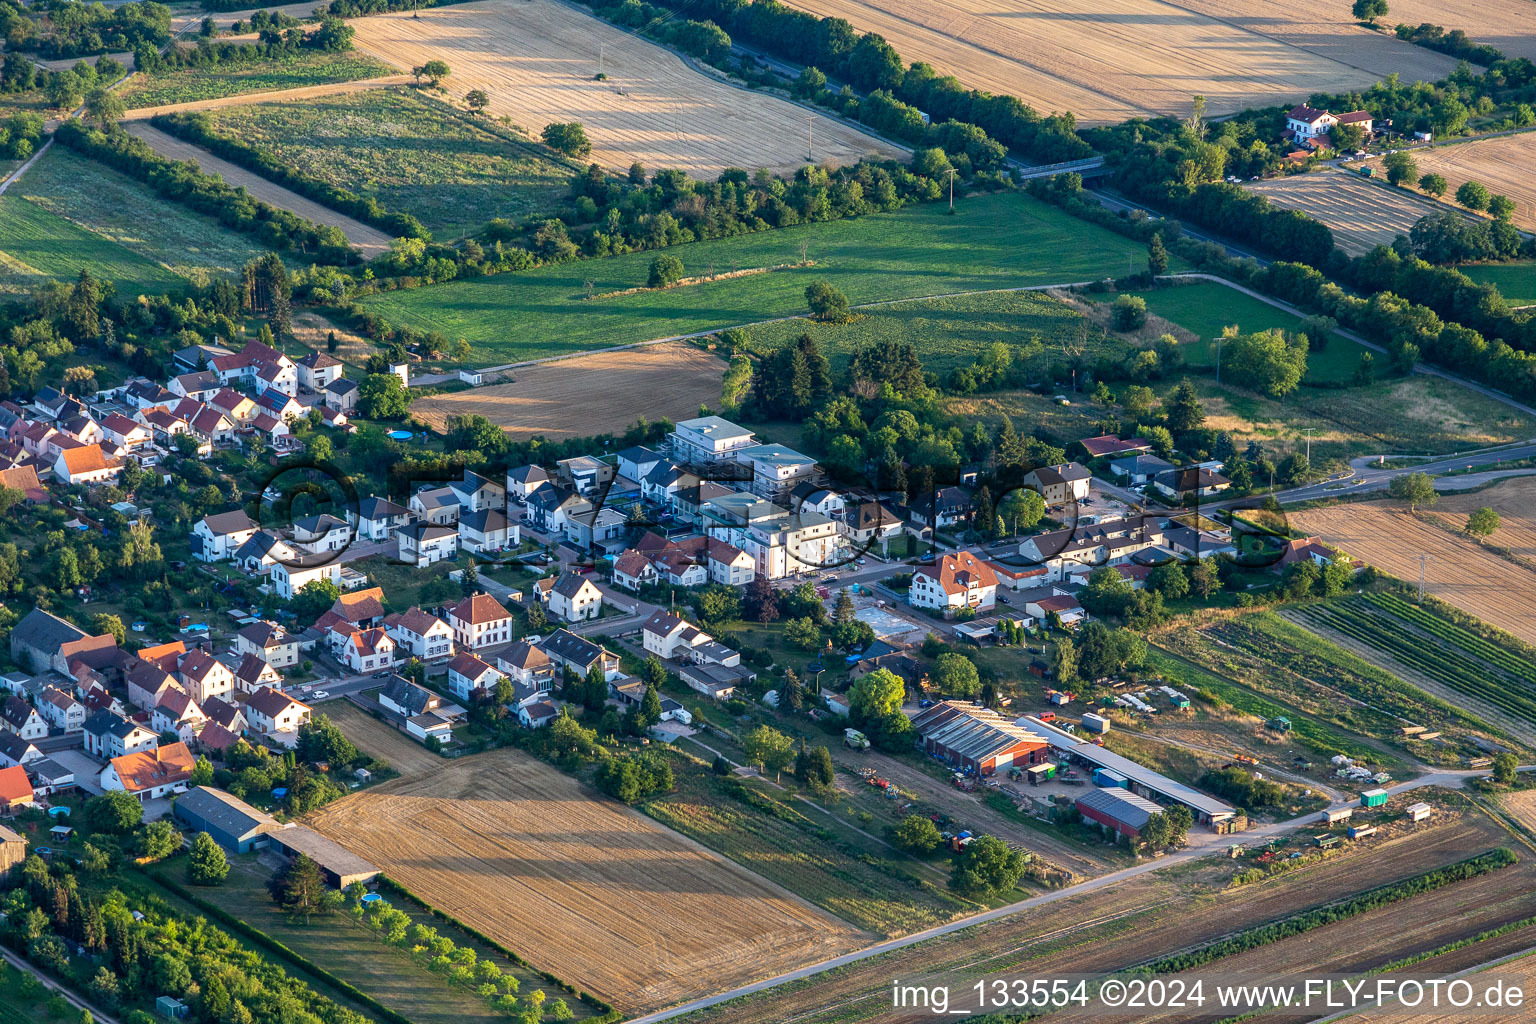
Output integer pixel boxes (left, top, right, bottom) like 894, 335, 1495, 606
1503, 789, 1536, 836
1424, 476, 1536, 566
1404, 132, 1536, 233
347, 0, 904, 178
1347, 947, 1536, 1024
1379, 0, 1536, 63
685, 814, 1515, 1024
1247, 171, 1443, 256
782, 0, 1453, 124
121, 122, 394, 254
306, 705, 863, 1014
411, 342, 726, 440
1291, 503, 1536, 646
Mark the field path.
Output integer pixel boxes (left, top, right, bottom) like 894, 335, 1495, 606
121, 122, 394, 254
121, 74, 413, 119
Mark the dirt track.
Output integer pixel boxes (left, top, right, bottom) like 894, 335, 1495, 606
121, 122, 394, 254
410, 342, 727, 439
306, 705, 865, 1014
122, 75, 413, 119
348, 0, 905, 177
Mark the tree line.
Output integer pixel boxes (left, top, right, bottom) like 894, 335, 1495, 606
0, 0, 170, 59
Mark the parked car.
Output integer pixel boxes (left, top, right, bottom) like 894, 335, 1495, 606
311, 690, 330, 700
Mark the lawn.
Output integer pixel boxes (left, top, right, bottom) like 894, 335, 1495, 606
1116, 281, 1371, 382
0, 193, 190, 296
200, 87, 576, 237
740, 288, 1100, 379
118, 50, 399, 108
355, 192, 1174, 364
1463, 261, 1536, 307
6, 146, 275, 290
210, 856, 573, 1024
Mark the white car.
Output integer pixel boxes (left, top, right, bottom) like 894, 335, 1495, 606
311, 690, 330, 700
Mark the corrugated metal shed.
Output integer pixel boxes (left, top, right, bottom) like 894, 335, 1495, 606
1076, 787, 1164, 831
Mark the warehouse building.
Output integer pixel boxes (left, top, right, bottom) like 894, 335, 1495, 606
267, 824, 380, 888
911, 701, 1049, 776
1076, 788, 1167, 840
172, 786, 279, 854
1020, 715, 1237, 826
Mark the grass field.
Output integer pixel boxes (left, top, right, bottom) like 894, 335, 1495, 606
306, 705, 864, 1014
356, 192, 1168, 363
201, 86, 575, 237
411, 341, 726, 439
1464, 261, 1536, 306
1115, 281, 1368, 382
350, 0, 904, 178
6, 146, 274, 290
1247, 171, 1445, 257
0, 195, 188, 295
119, 50, 398, 108
781, 0, 1451, 124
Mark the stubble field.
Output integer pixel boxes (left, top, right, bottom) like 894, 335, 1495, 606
1246, 171, 1443, 256
1403, 132, 1536, 233
348, 0, 904, 178
410, 342, 727, 439
782, 0, 1454, 123
1290, 502, 1536, 646
1423, 476, 1536, 567
1378, 0, 1536, 62
304, 706, 864, 1014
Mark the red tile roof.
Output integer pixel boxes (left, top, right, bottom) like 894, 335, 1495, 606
109, 742, 194, 793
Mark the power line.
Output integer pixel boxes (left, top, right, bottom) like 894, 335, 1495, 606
1417, 552, 1433, 598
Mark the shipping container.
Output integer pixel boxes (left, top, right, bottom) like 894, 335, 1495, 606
1092, 768, 1129, 789
1080, 712, 1110, 734
1406, 802, 1432, 822
1360, 788, 1389, 808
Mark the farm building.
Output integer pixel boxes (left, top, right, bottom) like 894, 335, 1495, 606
267, 825, 379, 888
0, 823, 23, 874
1361, 788, 1389, 808
172, 786, 279, 854
910, 701, 1049, 776
1075, 788, 1167, 840
1020, 715, 1238, 826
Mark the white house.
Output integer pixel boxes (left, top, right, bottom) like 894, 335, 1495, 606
615, 445, 663, 484
611, 550, 659, 591
193, 510, 259, 562
909, 551, 999, 614
734, 443, 818, 500
83, 710, 158, 760
447, 593, 514, 651
296, 351, 345, 392
236, 621, 301, 668
52, 444, 122, 486
496, 641, 554, 690
349, 496, 412, 541
244, 687, 311, 740
459, 509, 518, 554
334, 627, 397, 674
290, 514, 351, 555
150, 690, 207, 746
547, 573, 604, 622
669, 415, 756, 464
100, 743, 194, 802
505, 465, 550, 503
447, 651, 503, 701
1153, 467, 1232, 500
640, 610, 741, 666
272, 562, 342, 601
397, 520, 459, 567
409, 487, 461, 526
1022, 463, 1092, 505
449, 470, 505, 513
35, 686, 85, 733
0, 696, 47, 740
383, 607, 455, 662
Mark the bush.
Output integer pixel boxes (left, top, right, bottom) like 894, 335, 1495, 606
1111, 293, 1148, 330
647, 254, 684, 288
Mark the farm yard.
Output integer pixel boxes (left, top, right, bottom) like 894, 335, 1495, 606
410, 342, 727, 439
1246, 171, 1443, 256
1291, 503, 1536, 647
197, 87, 578, 237
1401, 132, 1536, 233
118, 49, 400, 109
347, 0, 906, 178
354, 191, 1164, 362
303, 706, 865, 1014
781, 0, 1454, 124
681, 812, 1529, 1024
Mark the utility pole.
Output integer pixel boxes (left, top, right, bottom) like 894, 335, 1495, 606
1303, 427, 1314, 465
599, 42, 605, 77
1417, 553, 1432, 598
946, 167, 957, 211
807, 116, 813, 161
1215, 336, 1223, 385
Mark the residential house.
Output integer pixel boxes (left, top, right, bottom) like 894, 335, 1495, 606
1076, 435, 1152, 460
669, 415, 756, 464
459, 508, 518, 554
505, 465, 550, 503
0, 696, 45, 741
526, 485, 589, 534
232, 530, 297, 574
446, 652, 503, 701
232, 653, 281, 695
52, 444, 122, 486
201, 695, 248, 737
1153, 467, 1232, 500
10, 608, 115, 676
382, 608, 454, 662
193, 510, 260, 562
1109, 454, 1174, 486
410, 486, 462, 526
326, 588, 387, 629
290, 514, 351, 555
99, 412, 153, 450
236, 621, 301, 668
547, 573, 604, 622
397, 520, 459, 568
188, 407, 236, 446
334, 627, 396, 674
349, 496, 412, 541
649, 547, 709, 587
100, 742, 195, 802
447, 593, 514, 650
25, 758, 73, 799
1284, 105, 1373, 147
244, 687, 311, 739
449, 470, 506, 513
677, 662, 752, 701
790, 481, 846, 518
1023, 463, 1092, 505
324, 377, 359, 413
539, 629, 620, 681
0, 734, 42, 769
169, 371, 221, 402
910, 486, 973, 530
271, 561, 341, 601
378, 675, 444, 720
734, 443, 818, 500
910, 551, 999, 614
35, 686, 85, 733
208, 388, 258, 426
1016, 516, 1166, 583
555, 455, 612, 496
496, 641, 554, 691
178, 649, 236, 705
615, 445, 663, 485
296, 352, 344, 392
83, 710, 158, 760
743, 510, 842, 580
641, 610, 740, 666
1020, 587, 1087, 626
611, 550, 659, 591
0, 764, 34, 813
124, 659, 181, 712
563, 506, 626, 553
151, 690, 207, 745
842, 501, 904, 548
519, 701, 559, 728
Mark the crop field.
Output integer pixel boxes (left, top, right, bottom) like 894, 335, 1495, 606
1352, 949, 1536, 1024
1289, 591, 1536, 743
1382, 0, 1536, 62
781, 0, 1453, 124
410, 342, 727, 439
118, 50, 399, 108
683, 814, 1517, 1024
1424, 475, 1536, 566
356, 191, 1163, 361
1464, 261, 1536, 306
7, 146, 274, 290
1503, 790, 1536, 836
201, 87, 576, 237
122, 122, 395, 253
1291, 503, 1536, 646
1246, 171, 1443, 256
305, 707, 865, 1014
347, 0, 905, 178
1109, 281, 1366, 381
1405, 132, 1536, 233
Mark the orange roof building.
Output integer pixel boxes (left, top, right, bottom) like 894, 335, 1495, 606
101, 742, 195, 801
